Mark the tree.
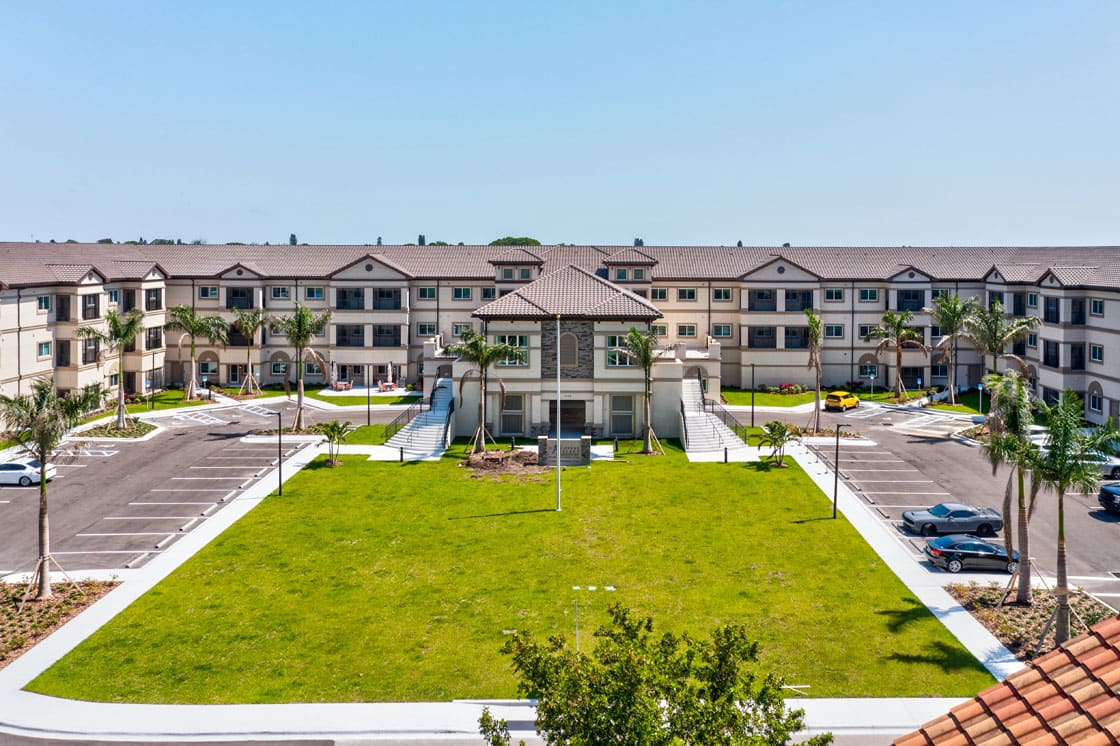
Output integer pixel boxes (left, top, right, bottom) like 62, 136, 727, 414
984, 371, 1038, 605
759, 420, 798, 467
418, 234, 426, 246
622, 327, 659, 454
270, 303, 332, 431
804, 308, 823, 433
231, 307, 266, 396
926, 293, 980, 405
165, 305, 229, 400
480, 604, 830, 746
289, 233, 297, 246
377, 236, 382, 246
633, 237, 644, 246
320, 420, 354, 466
1032, 391, 1112, 644
0, 380, 101, 600
74, 309, 146, 429
443, 328, 523, 454
963, 300, 1039, 406
864, 310, 929, 398
96, 237, 113, 244
488, 237, 542, 246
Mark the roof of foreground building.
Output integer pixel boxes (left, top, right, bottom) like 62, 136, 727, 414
473, 264, 662, 320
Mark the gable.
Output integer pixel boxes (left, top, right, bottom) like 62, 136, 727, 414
220, 264, 262, 280
79, 270, 106, 286
891, 266, 931, 283
330, 255, 410, 281
739, 257, 819, 283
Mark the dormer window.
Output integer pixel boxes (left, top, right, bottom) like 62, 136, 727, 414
615, 268, 628, 281
632, 268, 645, 281
499, 266, 534, 282
501, 267, 514, 281
519, 267, 532, 281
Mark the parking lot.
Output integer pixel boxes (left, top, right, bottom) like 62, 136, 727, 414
0, 400, 392, 577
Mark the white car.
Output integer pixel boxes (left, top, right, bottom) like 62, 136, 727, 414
1036, 448, 1120, 480
0, 460, 56, 486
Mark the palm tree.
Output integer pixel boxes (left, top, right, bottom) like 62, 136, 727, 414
758, 420, 798, 467
963, 299, 1039, 410
1032, 391, 1106, 644
926, 293, 980, 405
270, 303, 332, 431
804, 309, 823, 433
0, 379, 101, 600
320, 420, 354, 466
444, 328, 523, 454
864, 310, 929, 399
623, 327, 659, 454
74, 308, 146, 429
165, 304, 229, 400
232, 306, 265, 396
984, 371, 1038, 605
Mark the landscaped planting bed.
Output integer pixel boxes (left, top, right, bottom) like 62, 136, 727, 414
28, 442, 995, 703
1, 581, 117, 671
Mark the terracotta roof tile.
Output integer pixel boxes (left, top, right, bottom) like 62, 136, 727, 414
473, 265, 661, 321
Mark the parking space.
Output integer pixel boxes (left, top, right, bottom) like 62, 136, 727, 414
837, 403, 973, 438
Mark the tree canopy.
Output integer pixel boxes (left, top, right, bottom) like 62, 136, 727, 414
488, 237, 542, 246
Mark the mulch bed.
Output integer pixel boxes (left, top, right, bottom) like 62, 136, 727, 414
464, 449, 549, 477
1, 580, 118, 671
80, 421, 157, 438
947, 582, 1117, 660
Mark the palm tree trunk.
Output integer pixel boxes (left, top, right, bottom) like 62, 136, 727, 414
1055, 490, 1070, 643
186, 342, 198, 400
475, 373, 486, 454
1015, 465, 1031, 604
1001, 473, 1014, 558
895, 346, 904, 398
36, 478, 52, 600
116, 348, 128, 429
293, 368, 306, 432
641, 374, 653, 454
813, 366, 822, 432
947, 350, 957, 405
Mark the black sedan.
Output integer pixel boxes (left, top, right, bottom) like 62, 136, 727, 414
924, 534, 1019, 574
1100, 483, 1120, 515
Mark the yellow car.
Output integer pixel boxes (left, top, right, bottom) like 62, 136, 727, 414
825, 391, 860, 411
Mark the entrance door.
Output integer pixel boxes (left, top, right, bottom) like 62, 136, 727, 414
549, 401, 586, 436
229, 365, 243, 385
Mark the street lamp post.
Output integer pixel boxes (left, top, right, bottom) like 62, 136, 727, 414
146, 378, 153, 411
750, 362, 756, 428
869, 372, 876, 397
832, 423, 851, 519
365, 362, 371, 427
276, 410, 283, 497
556, 315, 561, 512
977, 382, 985, 416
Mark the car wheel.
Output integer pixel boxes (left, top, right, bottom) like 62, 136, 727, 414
18, 476, 31, 487
976, 524, 994, 537
947, 558, 963, 573
921, 523, 937, 537
1007, 561, 1018, 574
1111, 466, 1120, 479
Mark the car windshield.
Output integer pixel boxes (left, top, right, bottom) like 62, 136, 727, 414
928, 504, 951, 517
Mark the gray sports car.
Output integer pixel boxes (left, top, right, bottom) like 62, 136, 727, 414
901, 502, 1003, 537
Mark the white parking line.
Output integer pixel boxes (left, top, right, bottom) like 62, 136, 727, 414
861, 491, 952, 495
77, 532, 175, 537
56, 463, 87, 468
130, 501, 218, 506
53, 550, 163, 555
189, 466, 262, 470
842, 468, 920, 472
171, 476, 252, 480
151, 488, 231, 492
207, 457, 275, 460
1068, 575, 1120, 582
852, 480, 935, 483
867, 504, 938, 508
105, 516, 204, 520
0, 500, 10, 505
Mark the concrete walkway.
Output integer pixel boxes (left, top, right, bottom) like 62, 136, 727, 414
0, 431, 1014, 743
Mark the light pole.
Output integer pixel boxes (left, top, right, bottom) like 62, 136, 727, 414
750, 362, 756, 428
832, 423, 851, 519
276, 410, 283, 496
556, 314, 562, 512
571, 585, 616, 652
146, 378, 153, 411
365, 362, 371, 427
869, 372, 876, 397
977, 382, 985, 417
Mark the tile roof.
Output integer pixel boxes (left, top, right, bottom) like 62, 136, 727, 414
603, 248, 658, 265
46, 264, 98, 283
893, 614, 1120, 746
489, 248, 545, 265
1048, 266, 1101, 287
473, 264, 662, 320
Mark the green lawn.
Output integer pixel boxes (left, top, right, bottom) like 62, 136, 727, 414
244, 386, 421, 407
721, 388, 817, 407
125, 389, 208, 414
927, 389, 984, 415
29, 442, 994, 703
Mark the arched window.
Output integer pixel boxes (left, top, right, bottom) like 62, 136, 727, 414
559, 332, 578, 367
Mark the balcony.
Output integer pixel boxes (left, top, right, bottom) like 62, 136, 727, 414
336, 325, 366, 348
897, 290, 924, 313
1071, 300, 1086, 326
748, 291, 776, 312
372, 326, 401, 347
226, 289, 253, 310
747, 327, 777, 349
784, 290, 813, 312
336, 289, 365, 311
784, 327, 809, 349
1043, 297, 1060, 324
373, 289, 402, 310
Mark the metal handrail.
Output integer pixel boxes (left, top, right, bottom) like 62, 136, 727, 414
385, 398, 429, 442
704, 398, 752, 445
442, 396, 455, 447
679, 400, 689, 449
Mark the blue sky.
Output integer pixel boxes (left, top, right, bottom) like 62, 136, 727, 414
2, 2, 1117, 246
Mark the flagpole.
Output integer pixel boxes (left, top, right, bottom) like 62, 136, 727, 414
556, 314, 562, 512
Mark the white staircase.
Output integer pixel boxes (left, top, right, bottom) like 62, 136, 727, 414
680, 379, 744, 452
386, 379, 454, 457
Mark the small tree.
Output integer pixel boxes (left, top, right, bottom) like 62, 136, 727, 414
481, 604, 831, 746
444, 329, 523, 454
864, 310, 929, 399
270, 303, 332, 431
759, 420, 798, 467
289, 233, 297, 246
0, 380, 101, 600
320, 420, 354, 466
165, 305, 229, 400
74, 308, 146, 429
926, 293, 980, 405
963, 299, 1038, 412
232, 306, 266, 396
623, 327, 660, 454
804, 308, 823, 433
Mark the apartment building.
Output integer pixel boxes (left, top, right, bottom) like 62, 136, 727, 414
0, 243, 1116, 434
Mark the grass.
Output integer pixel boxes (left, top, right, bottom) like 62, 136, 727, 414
243, 385, 422, 407
721, 389, 817, 407
78, 390, 205, 425
927, 389, 984, 415
28, 441, 995, 703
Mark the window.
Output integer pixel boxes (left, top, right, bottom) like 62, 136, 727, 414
1090, 392, 1103, 413
712, 324, 732, 338
825, 288, 844, 302
145, 327, 162, 350
55, 295, 71, 321
336, 325, 365, 347
931, 364, 948, 377
82, 294, 100, 320
859, 288, 879, 302
748, 289, 777, 312
372, 325, 400, 347
305, 287, 324, 300
651, 324, 667, 337
452, 323, 472, 336
495, 335, 528, 366
678, 288, 696, 301
559, 332, 578, 367
1043, 340, 1060, 368
930, 325, 942, 338
677, 324, 696, 337
482, 287, 496, 300
418, 287, 436, 300
56, 340, 71, 367
37, 295, 50, 312
858, 324, 875, 339
519, 267, 532, 281
1027, 292, 1038, 308
501, 267, 515, 281
270, 362, 288, 376
305, 362, 323, 376
336, 288, 365, 310
651, 288, 667, 301
501, 394, 524, 434
988, 291, 1004, 310
931, 288, 948, 300
859, 364, 878, 378
37, 341, 51, 357
784, 290, 813, 312
632, 268, 645, 281
144, 288, 162, 311
199, 361, 218, 376
110, 373, 119, 387
1027, 332, 1037, 348
610, 395, 634, 436
452, 287, 472, 301
108, 290, 120, 304
199, 286, 219, 299
417, 322, 437, 336
712, 288, 732, 302
271, 287, 290, 300
898, 289, 924, 312
1091, 298, 1104, 316
227, 287, 252, 310
606, 335, 636, 366
824, 325, 844, 339
1090, 344, 1103, 363
614, 268, 628, 281
1043, 296, 1060, 324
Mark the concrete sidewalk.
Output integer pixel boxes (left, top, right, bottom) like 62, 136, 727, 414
0, 436, 1006, 743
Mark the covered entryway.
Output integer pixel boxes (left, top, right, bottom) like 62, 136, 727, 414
548, 400, 586, 436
